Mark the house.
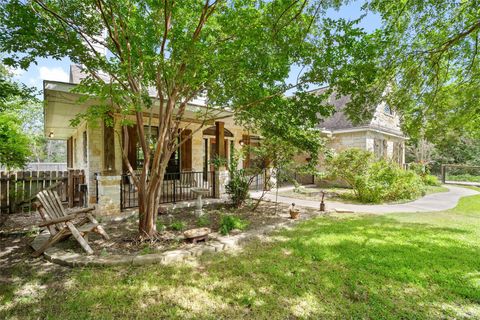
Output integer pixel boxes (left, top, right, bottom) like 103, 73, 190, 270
294, 87, 406, 185
315, 87, 406, 163
43, 66, 406, 214
44, 65, 259, 215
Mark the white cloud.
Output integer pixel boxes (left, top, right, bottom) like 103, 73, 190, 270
7, 66, 26, 77
38, 66, 69, 82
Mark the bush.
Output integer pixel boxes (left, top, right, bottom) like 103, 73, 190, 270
327, 150, 427, 203
423, 174, 441, 186
219, 215, 248, 235
226, 174, 250, 208
223, 151, 251, 207
170, 220, 186, 231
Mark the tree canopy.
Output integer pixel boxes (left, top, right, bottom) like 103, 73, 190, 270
0, 63, 37, 168
355, 0, 480, 141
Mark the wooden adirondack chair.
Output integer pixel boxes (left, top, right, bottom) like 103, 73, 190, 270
32, 189, 109, 257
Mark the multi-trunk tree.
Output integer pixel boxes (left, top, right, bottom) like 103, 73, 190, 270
0, 0, 380, 238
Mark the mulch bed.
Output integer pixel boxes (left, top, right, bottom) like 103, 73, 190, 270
44, 200, 302, 256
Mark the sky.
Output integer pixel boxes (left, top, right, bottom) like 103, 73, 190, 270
11, 1, 381, 98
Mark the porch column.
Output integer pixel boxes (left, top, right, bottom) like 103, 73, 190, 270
215, 121, 225, 162
103, 118, 116, 173
95, 174, 122, 216
214, 121, 229, 197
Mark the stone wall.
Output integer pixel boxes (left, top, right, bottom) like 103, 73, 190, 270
370, 102, 402, 132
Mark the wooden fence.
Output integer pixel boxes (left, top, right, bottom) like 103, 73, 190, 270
0, 169, 85, 214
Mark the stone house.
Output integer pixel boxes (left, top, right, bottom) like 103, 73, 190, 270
294, 87, 407, 184
43, 66, 406, 214
316, 88, 406, 163
43, 65, 259, 215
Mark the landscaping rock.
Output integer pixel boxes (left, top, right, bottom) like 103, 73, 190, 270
162, 249, 191, 264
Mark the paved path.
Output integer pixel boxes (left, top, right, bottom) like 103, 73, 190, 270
251, 185, 479, 214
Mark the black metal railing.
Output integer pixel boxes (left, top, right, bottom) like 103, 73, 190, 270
247, 170, 266, 191
120, 171, 216, 210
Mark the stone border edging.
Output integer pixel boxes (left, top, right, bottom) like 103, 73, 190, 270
31, 211, 327, 267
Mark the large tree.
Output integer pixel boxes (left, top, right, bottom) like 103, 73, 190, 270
344, 0, 480, 141
0, 0, 378, 238
0, 62, 35, 168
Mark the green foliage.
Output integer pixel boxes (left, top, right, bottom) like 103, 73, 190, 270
156, 221, 166, 232
325, 148, 373, 192
423, 174, 441, 186
196, 215, 210, 228
327, 149, 427, 203
225, 151, 250, 208
0, 113, 31, 169
219, 215, 248, 236
446, 174, 480, 183
170, 220, 186, 232
361, 1, 480, 139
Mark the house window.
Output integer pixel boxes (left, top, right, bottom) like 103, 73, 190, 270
374, 138, 388, 159
384, 104, 393, 115
136, 126, 158, 169
135, 126, 179, 175
82, 131, 87, 164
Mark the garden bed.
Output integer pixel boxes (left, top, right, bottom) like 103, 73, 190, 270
53, 201, 306, 257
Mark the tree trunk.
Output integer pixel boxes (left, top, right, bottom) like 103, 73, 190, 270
137, 163, 168, 238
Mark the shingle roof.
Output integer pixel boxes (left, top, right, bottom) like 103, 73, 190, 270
311, 87, 405, 137
312, 87, 370, 131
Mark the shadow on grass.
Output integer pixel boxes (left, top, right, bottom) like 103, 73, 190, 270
1, 214, 480, 319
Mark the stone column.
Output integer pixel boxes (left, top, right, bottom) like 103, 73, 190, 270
215, 169, 230, 198
96, 174, 122, 216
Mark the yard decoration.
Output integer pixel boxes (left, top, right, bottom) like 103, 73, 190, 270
288, 203, 300, 219
320, 191, 326, 212
33, 189, 110, 256
183, 227, 210, 244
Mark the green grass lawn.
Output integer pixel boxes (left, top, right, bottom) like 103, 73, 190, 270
1, 190, 479, 319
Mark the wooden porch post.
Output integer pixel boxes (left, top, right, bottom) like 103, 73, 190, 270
214, 121, 226, 198
103, 119, 116, 173
215, 121, 225, 163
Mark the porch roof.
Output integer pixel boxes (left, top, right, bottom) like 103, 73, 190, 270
43, 80, 234, 140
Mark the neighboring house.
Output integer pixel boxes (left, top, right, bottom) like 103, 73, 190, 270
43, 65, 259, 214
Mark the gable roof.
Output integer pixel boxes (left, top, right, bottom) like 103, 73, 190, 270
311, 87, 405, 138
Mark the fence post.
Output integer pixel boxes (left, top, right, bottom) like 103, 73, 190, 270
441, 165, 446, 184
8, 172, 16, 214
68, 169, 74, 208
173, 178, 176, 204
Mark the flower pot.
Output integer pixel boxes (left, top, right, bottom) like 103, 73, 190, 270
290, 209, 300, 219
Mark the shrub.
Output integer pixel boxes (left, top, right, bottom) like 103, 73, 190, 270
226, 174, 250, 208
223, 151, 251, 207
170, 220, 186, 231
219, 215, 248, 235
423, 174, 441, 186
327, 150, 427, 203
326, 148, 373, 191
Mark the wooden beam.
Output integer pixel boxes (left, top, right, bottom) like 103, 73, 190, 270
103, 119, 116, 173
215, 121, 225, 161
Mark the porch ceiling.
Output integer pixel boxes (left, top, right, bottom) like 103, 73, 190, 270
44, 81, 90, 140
43, 80, 233, 140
